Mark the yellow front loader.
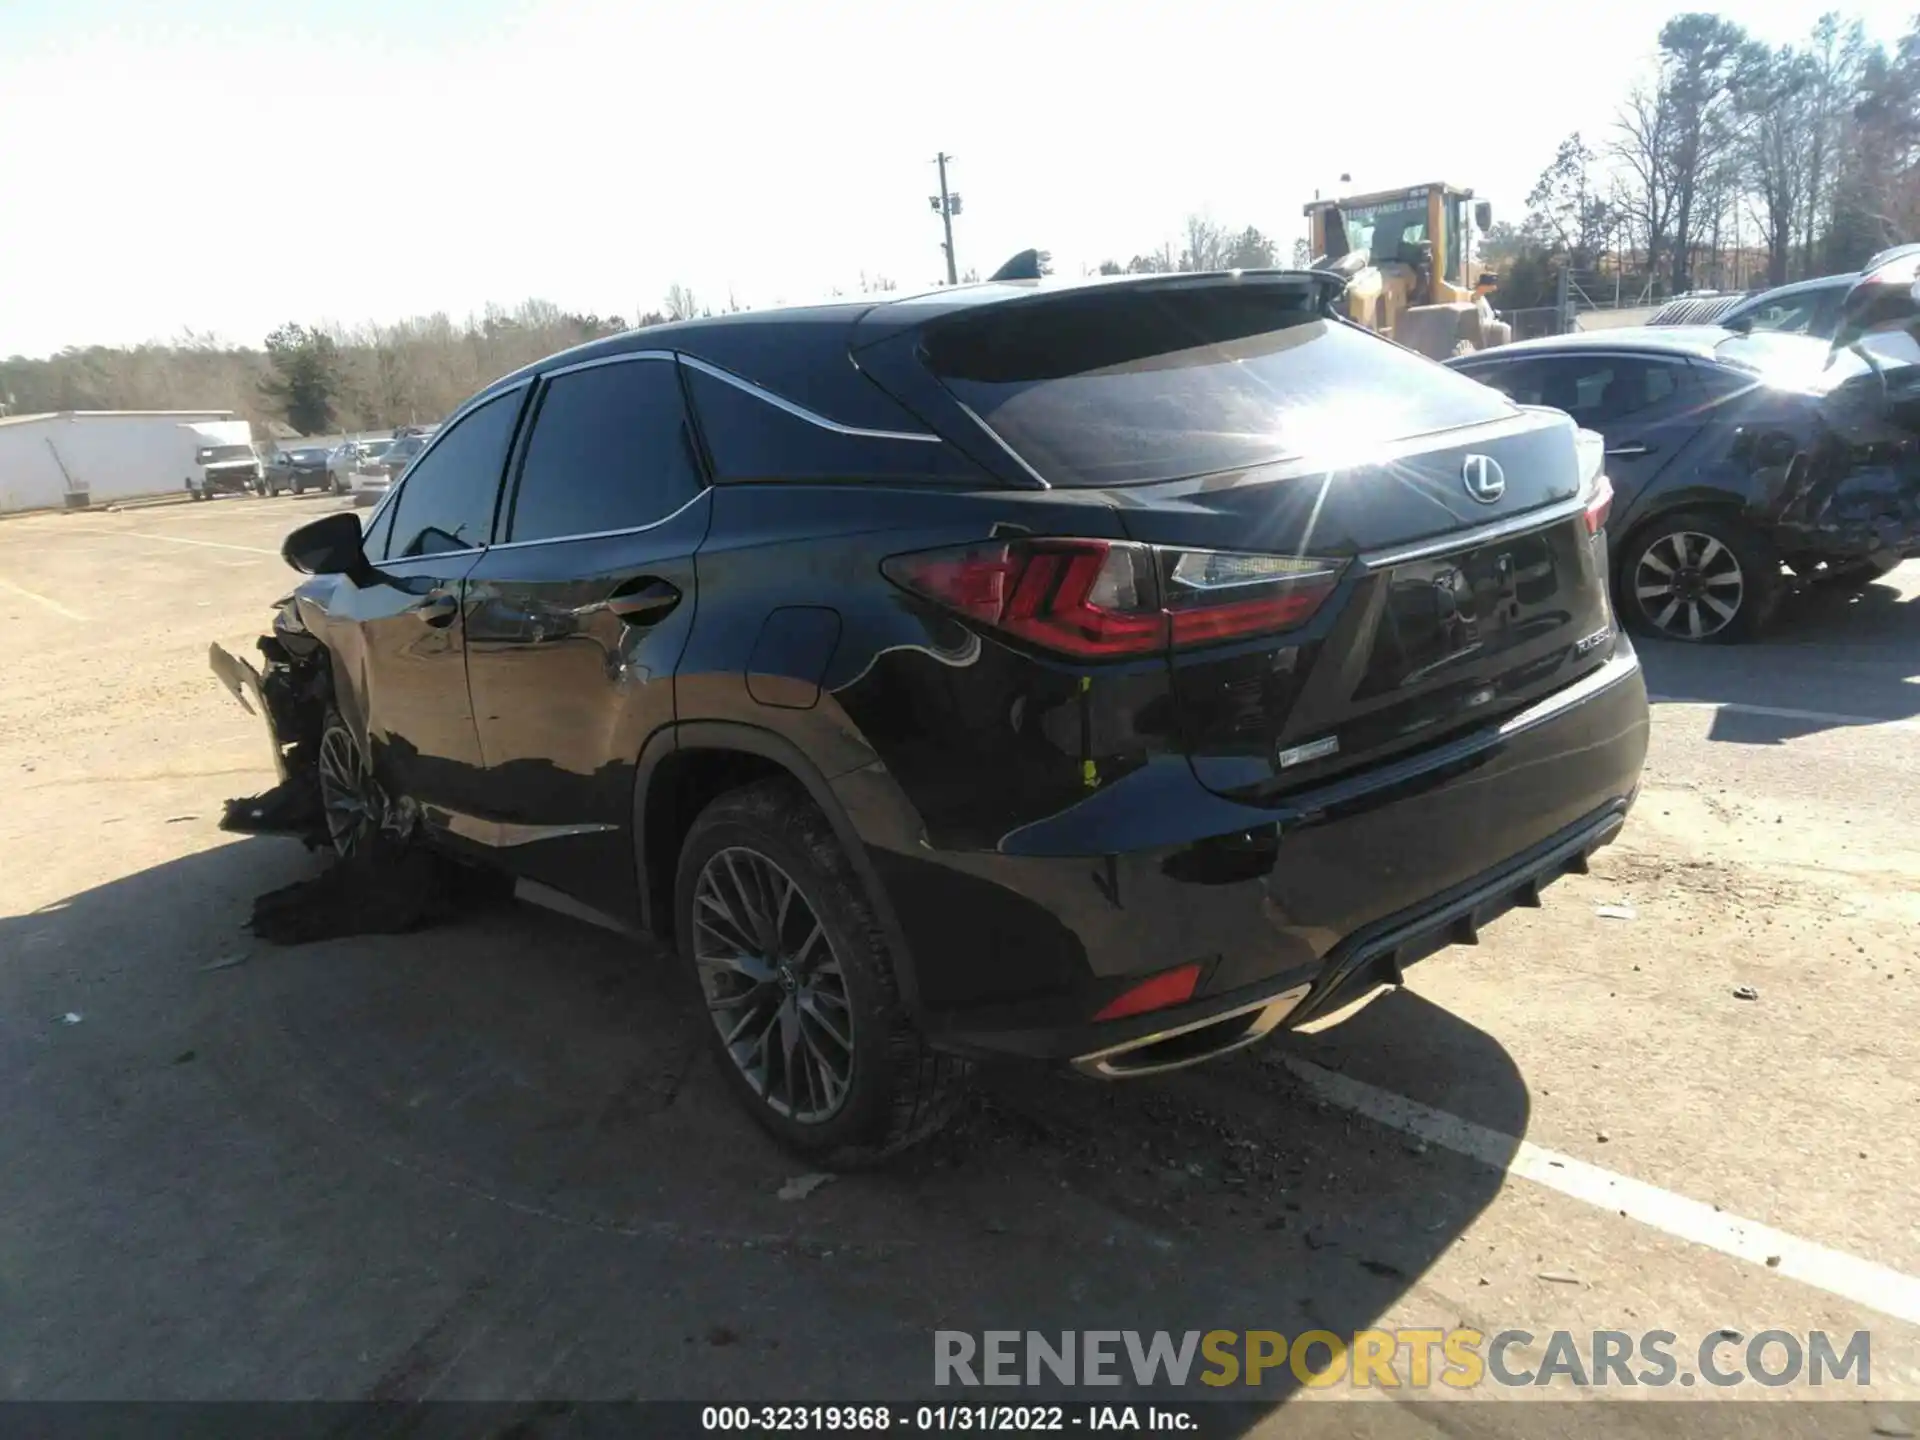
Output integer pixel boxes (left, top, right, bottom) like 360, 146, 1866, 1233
1304, 183, 1511, 360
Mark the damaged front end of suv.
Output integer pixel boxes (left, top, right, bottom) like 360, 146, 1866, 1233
208, 592, 334, 848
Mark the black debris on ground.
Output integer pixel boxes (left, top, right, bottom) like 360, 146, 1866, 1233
220, 773, 328, 849
247, 840, 517, 946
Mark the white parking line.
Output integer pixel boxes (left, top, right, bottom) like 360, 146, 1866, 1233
120, 531, 280, 557
1648, 694, 1920, 732
1282, 1056, 1920, 1327
0, 574, 87, 621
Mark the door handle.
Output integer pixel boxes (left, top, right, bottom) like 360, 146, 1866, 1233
412, 590, 460, 627
602, 577, 681, 626
1605, 442, 1657, 458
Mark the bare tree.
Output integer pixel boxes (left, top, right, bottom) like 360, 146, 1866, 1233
1801, 14, 1874, 272
1742, 46, 1815, 286
1526, 133, 1616, 265
1178, 215, 1230, 272
664, 284, 700, 322
1657, 14, 1763, 293
1612, 80, 1678, 288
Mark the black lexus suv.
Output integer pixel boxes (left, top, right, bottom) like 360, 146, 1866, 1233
211, 271, 1649, 1165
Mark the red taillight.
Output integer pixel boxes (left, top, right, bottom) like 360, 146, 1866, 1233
1092, 963, 1202, 1022
1584, 473, 1614, 535
883, 539, 1344, 659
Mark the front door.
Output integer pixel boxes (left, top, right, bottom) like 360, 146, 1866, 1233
462, 354, 710, 917
320, 386, 527, 820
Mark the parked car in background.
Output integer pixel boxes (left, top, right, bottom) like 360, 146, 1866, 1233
209, 272, 1648, 1163
1647, 291, 1748, 327
260, 447, 294, 496
276, 445, 351, 495
1448, 324, 1920, 642
360, 430, 430, 484
184, 421, 263, 500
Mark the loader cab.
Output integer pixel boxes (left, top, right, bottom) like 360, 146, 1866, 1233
1304, 183, 1488, 302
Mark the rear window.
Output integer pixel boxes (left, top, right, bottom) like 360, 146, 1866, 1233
922, 287, 1515, 487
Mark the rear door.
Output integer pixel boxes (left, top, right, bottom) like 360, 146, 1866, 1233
903, 285, 1616, 803
462, 353, 710, 916
318, 386, 526, 817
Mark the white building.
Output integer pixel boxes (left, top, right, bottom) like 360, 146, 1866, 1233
0, 409, 241, 513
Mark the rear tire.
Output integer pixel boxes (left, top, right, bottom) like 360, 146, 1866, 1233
673, 778, 966, 1167
1618, 510, 1781, 644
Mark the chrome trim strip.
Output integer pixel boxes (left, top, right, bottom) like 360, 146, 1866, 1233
1358, 493, 1589, 570
1072, 982, 1312, 1080
950, 395, 1051, 488
677, 354, 942, 444
382, 545, 486, 563
1493, 647, 1640, 741
484, 487, 711, 552
423, 806, 619, 848
544, 349, 676, 379
1278, 649, 1641, 824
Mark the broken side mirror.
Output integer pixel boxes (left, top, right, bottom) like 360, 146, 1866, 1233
283, 511, 369, 577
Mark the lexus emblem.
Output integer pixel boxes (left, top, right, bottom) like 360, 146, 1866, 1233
1462, 454, 1505, 505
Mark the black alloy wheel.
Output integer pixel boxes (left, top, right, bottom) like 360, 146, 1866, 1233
692, 844, 856, 1124
316, 710, 385, 856
673, 779, 966, 1166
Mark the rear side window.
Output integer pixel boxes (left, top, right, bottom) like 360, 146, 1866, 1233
386, 390, 523, 558
684, 365, 961, 484
1456, 358, 1542, 404
506, 359, 703, 543
1528, 357, 1687, 426
921, 287, 1515, 487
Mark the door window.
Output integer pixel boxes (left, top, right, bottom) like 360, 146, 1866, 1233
1531, 357, 1687, 426
505, 358, 704, 543
385, 390, 523, 559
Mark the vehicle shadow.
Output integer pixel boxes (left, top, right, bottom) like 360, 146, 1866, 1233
1635, 572, 1920, 743
0, 834, 1527, 1424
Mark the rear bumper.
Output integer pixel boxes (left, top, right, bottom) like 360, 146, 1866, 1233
1070, 799, 1627, 1077
873, 643, 1648, 1068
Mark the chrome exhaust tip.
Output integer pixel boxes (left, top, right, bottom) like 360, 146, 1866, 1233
1071, 983, 1313, 1080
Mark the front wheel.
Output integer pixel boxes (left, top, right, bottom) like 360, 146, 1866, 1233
674, 778, 966, 1167
1618, 511, 1781, 644
316, 708, 386, 857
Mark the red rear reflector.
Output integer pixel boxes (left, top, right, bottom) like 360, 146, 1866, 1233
1092, 963, 1202, 1022
1584, 473, 1614, 535
883, 540, 1344, 659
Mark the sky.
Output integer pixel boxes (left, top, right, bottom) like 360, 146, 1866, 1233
1, 0, 1916, 359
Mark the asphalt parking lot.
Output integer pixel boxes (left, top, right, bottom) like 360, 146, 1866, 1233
1, 493, 1916, 1433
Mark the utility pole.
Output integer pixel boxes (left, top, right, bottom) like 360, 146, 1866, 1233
929, 153, 962, 285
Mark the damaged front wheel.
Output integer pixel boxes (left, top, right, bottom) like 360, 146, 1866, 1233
317, 710, 385, 856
